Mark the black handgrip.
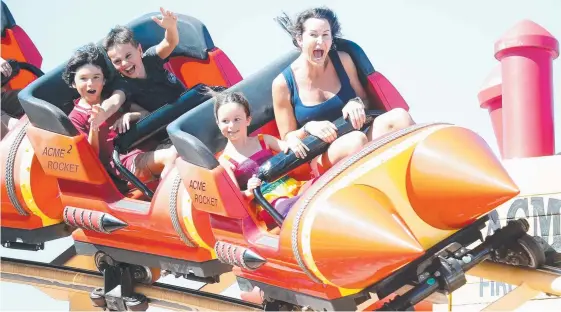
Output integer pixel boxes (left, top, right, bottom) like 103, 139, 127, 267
1, 60, 44, 87
252, 109, 385, 226
253, 188, 284, 227
112, 149, 154, 199
17, 62, 44, 78
113, 84, 211, 153
256, 110, 384, 183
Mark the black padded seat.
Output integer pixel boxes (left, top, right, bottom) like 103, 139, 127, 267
113, 84, 213, 153
18, 13, 216, 137
167, 39, 378, 170
167, 50, 299, 169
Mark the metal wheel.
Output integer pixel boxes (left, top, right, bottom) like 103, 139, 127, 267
131, 265, 161, 285
124, 294, 149, 311
94, 251, 116, 273
90, 287, 107, 308
517, 234, 546, 268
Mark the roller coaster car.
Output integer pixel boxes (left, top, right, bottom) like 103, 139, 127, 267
2, 11, 242, 260
166, 39, 548, 311
1, 0, 47, 250
1, 0, 43, 91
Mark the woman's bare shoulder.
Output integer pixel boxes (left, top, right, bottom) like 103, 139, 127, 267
337, 50, 355, 67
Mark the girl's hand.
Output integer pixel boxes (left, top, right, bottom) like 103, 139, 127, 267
247, 175, 262, 192
285, 133, 309, 159
304, 120, 338, 143
342, 98, 366, 130
278, 140, 290, 153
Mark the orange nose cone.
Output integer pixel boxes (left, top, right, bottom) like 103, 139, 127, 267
407, 126, 519, 230
299, 185, 424, 289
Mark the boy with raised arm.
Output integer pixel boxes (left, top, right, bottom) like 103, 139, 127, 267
90, 7, 186, 129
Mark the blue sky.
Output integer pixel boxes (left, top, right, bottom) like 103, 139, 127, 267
3, 0, 561, 156
1, 0, 560, 310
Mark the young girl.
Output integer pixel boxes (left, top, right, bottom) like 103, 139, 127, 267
211, 89, 310, 222
63, 43, 178, 184
210, 89, 317, 304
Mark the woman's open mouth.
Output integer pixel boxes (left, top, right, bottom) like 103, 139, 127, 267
313, 49, 325, 61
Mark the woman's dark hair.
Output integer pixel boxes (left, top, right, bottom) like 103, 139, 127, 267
275, 6, 342, 48
203, 86, 251, 120
62, 43, 111, 87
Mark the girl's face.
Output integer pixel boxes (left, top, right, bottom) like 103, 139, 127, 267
297, 17, 333, 66
73, 64, 105, 104
216, 101, 251, 141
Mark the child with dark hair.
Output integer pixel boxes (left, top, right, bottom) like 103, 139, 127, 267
90, 7, 185, 129
64, 43, 178, 183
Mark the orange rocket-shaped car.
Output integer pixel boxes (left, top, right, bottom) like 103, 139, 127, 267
1, 0, 50, 250
165, 39, 541, 311
8, 12, 241, 257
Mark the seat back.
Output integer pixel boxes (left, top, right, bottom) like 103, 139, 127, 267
167, 50, 299, 169
1, 0, 43, 90
129, 12, 242, 90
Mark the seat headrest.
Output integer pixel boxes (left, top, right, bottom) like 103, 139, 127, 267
167, 50, 299, 168
123, 12, 215, 61
1, 1, 16, 37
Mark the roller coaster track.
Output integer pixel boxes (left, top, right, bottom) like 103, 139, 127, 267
2, 254, 560, 311
0, 257, 261, 311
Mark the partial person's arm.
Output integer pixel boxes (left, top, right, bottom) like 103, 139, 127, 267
339, 51, 370, 107
69, 109, 100, 155
90, 90, 127, 128
152, 7, 179, 59
88, 105, 103, 155
263, 134, 289, 154
219, 156, 255, 199
129, 103, 150, 120
272, 75, 306, 140
88, 125, 100, 156
0, 56, 13, 78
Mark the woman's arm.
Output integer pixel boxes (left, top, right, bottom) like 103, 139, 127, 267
272, 75, 307, 140
338, 51, 370, 107
263, 134, 288, 154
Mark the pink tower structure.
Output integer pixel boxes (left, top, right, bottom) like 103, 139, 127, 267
478, 65, 504, 157
494, 20, 559, 159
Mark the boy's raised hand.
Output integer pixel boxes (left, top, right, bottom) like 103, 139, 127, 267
152, 7, 177, 30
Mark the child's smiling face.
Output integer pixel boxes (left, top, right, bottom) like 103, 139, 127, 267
216, 101, 252, 141
107, 42, 146, 79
